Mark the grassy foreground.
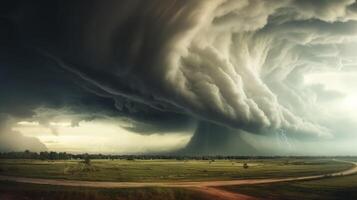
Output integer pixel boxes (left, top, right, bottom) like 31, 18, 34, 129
223, 173, 357, 200
0, 159, 351, 182
0, 180, 210, 200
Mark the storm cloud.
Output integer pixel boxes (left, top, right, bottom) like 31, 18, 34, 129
2, 0, 357, 154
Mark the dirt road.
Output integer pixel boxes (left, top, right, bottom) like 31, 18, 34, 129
0, 160, 356, 200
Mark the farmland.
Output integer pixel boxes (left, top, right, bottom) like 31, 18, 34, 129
0, 158, 356, 200
0, 158, 351, 182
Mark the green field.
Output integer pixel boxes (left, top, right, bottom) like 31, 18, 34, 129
0, 159, 352, 182
0, 158, 356, 200
0, 180, 209, 200
222, 173, 357, 200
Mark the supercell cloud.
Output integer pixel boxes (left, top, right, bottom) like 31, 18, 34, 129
2, 0, 357, 154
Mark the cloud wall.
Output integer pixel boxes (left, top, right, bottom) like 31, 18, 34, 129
41, 0, 357, 138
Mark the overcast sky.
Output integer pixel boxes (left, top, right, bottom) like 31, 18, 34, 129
1, 0, 357, 155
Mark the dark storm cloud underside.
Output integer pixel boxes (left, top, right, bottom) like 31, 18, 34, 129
0, 0, 196, 135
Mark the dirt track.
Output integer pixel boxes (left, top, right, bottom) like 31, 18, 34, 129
0, 160, 356, 200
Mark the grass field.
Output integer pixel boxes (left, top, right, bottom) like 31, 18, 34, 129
223, 173, 357, 200
0, 158, 352, 182
0, 180, 210, 200
0, 158, 356, 200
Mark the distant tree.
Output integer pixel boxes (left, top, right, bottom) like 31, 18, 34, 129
243, 163, 249, 169
58, 152, 70, 160
49, 151, 59, 160
84, 157, 91, 165
40, 151, 49, 160
24, 150, 31, 159
82, 153, 91, 165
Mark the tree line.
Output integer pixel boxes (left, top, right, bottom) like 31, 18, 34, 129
0, 150, 355, 160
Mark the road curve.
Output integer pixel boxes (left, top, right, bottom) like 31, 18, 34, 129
0, 160, 356, 200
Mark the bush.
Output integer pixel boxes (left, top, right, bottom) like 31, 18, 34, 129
243, 163, 249, 169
